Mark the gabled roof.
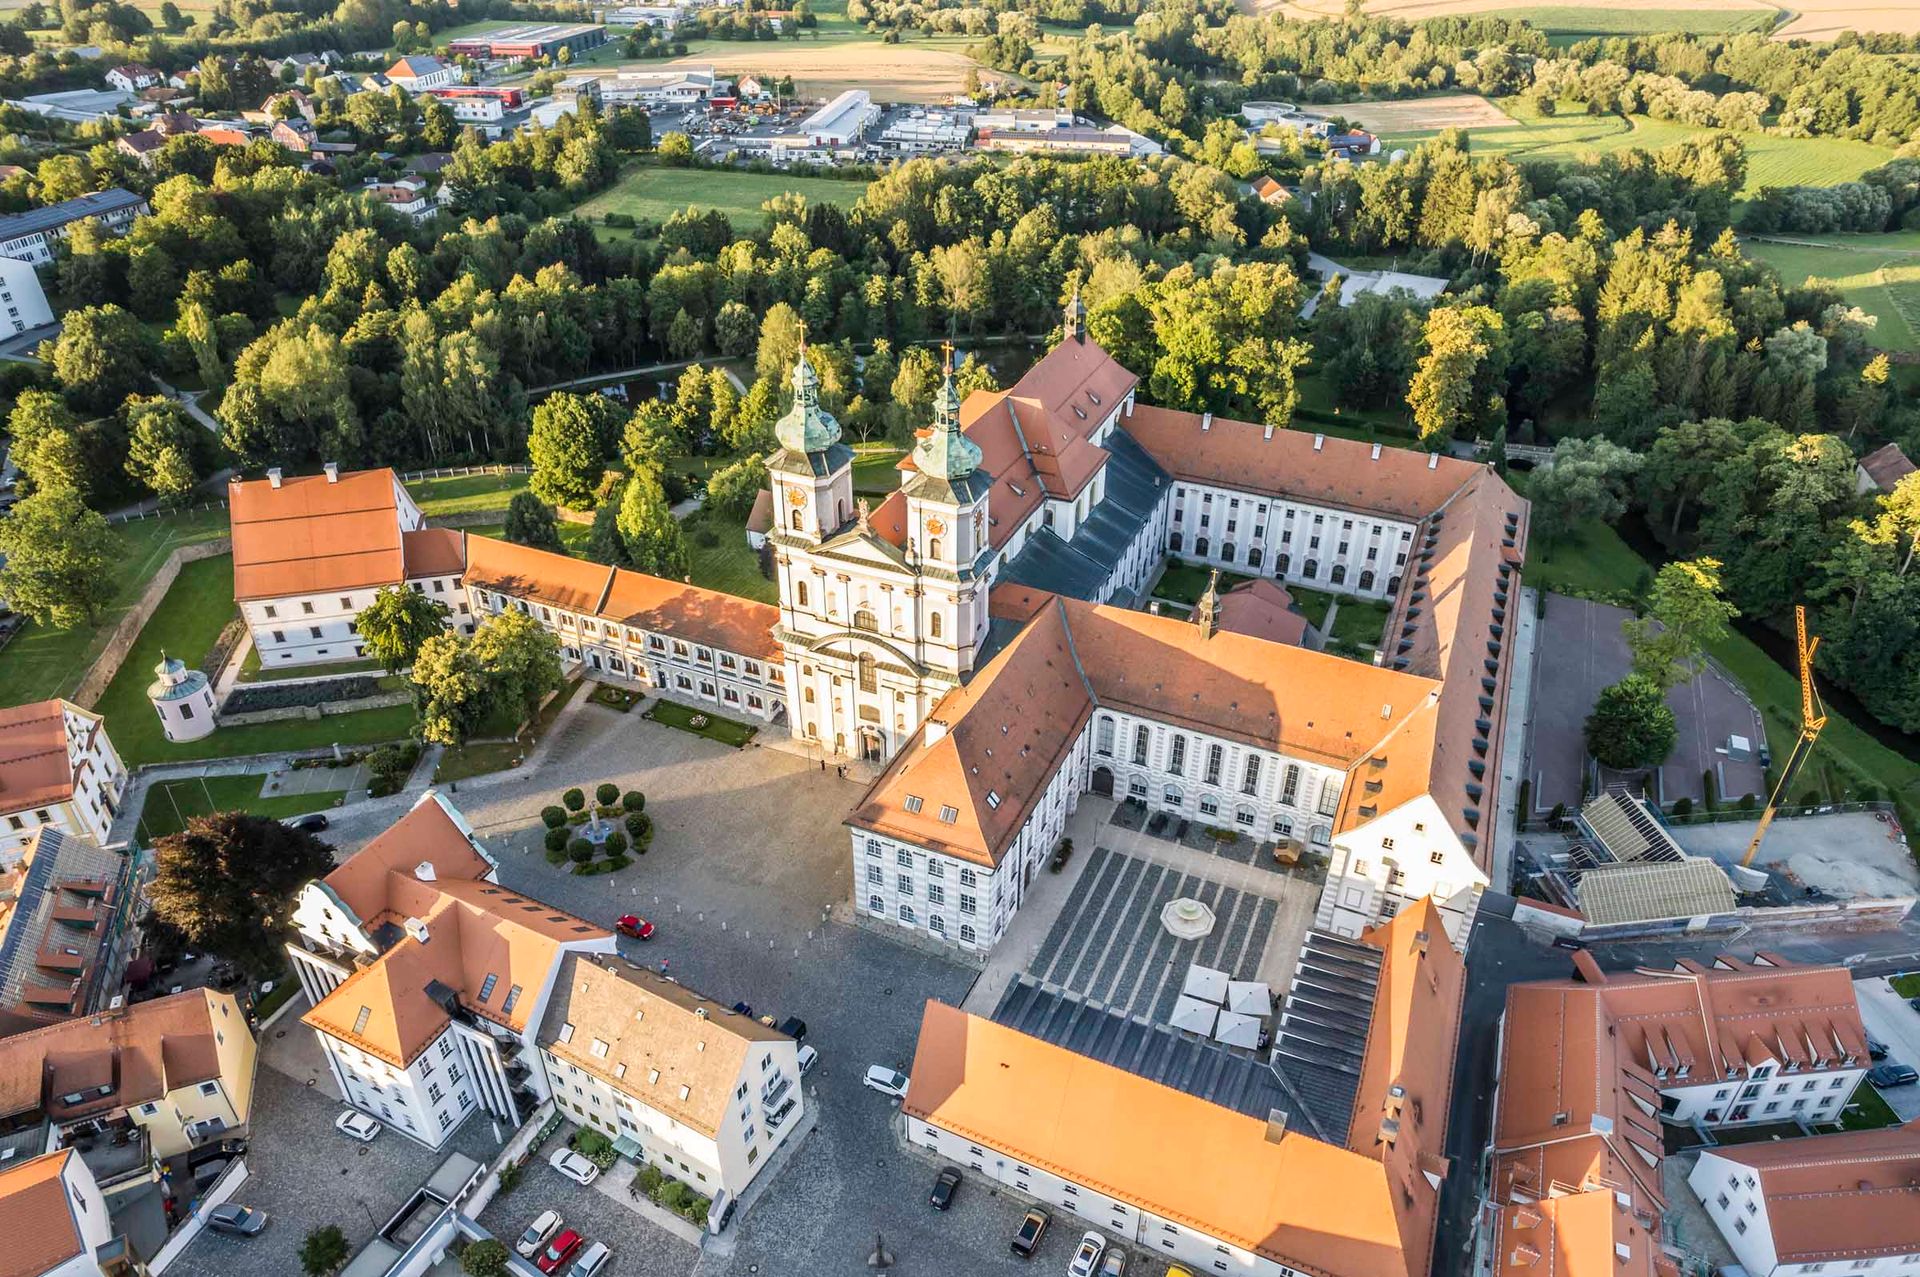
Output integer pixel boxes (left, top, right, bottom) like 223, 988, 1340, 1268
318, 793, 493, 924
1859, 442, 1914, 492
386, 54, 448, 78
1216, 577, 1307, 646
539, 953, 787, 1138
228, 468, 406, 600
0, 1150, 85, 1277
401, 527, 465, 580
0, 700, 91, 812
1705, 1121, 1920, 1263
0, 989, 240, 1122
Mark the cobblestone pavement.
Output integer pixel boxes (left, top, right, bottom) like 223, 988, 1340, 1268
165, 1068, 507, 1277
478, 1134, 698, 1277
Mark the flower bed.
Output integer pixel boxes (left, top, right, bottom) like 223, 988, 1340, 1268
589, 685, 642, 712
224, 675, 386, 714
630, 1162, 711, 1226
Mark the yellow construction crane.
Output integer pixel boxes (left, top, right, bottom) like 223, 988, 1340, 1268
1742, 605, 1828, 868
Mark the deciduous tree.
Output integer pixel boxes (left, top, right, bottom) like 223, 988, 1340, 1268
1623, 558, 1738, 688
358, 585, 450, 673
1585, 675, 1678, 771
0, 488, 116, 628
504, 492, 565, 552
147, 813, 335, 973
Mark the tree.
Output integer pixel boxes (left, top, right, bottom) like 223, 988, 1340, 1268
124, 396, 202, 501
584, 499, 629, 566
1584, 675, 1678, 771
301, 1225, 349, 1277
461, 1239, 511, 1277
657, 131, 693, 165
1623, 558, 1738, 688
617, 470, 689, 578
705, 453, 766, 522
1407, 304, 1507, 447
357, 585, 450, 673
0, 488, 116, 628
504, 492, 565, 552
755, 303, 806, 383
147, 813, 335, 973
469, 608, 563, 726
412, 631, 492, 746
47, 304, 155, 414
528, 392, 615, 510
1529, 438, 1642, 546
1646, 417, 1743, 539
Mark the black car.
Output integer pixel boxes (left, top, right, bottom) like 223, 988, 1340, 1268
776, 1016, 807, 1042
1869, 1038, 1891, 1061
1011, 1207, 1050, 1258
929, 1167, 961, 1211
286, 813, 329, 832
1868, 1063, 1919, 1088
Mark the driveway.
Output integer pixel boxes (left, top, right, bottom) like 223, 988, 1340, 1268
478, 1133, 697, 1277
1855, 977, 1920, 1121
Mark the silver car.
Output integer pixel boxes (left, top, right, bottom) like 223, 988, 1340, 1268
570, 1241, 613, 1276
517, 1209, 563, 1259
205, 1204, 267, 1237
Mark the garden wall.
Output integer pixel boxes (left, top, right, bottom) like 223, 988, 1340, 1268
218, 689, 412, 727
72, 538, 233, 711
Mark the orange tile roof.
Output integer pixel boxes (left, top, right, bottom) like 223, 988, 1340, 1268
1215, 577, 1307, 646
540, 954, 788, 1138
401, 527, 465, 580
0, 700, 85, 811
903, 914, 1458, 1277
1123, 405, 1485, 522
304, 799, 610, 1066
462, 535, 780, 662
0, 989, 240, 1122
1493, 1183, 1672, 1277
1705, 1121, 1920, 1262
319, 794, 493, 923
229, 469, 406, 600
855, 590, 1439, 865
0, 1151, 84, 1277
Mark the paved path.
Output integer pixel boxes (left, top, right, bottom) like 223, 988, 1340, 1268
1497, 582, 1540, 893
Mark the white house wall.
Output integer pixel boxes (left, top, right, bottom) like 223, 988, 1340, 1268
1166, 480, 1415, 602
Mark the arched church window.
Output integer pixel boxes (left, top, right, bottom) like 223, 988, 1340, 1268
858, 653, 877, 693
930, 612, 943, 640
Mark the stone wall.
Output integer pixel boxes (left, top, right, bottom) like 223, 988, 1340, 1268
72, 538, 233, 711
217, 689, 412, 727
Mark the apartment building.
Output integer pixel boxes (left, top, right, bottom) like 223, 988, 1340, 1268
0, 828, 145, 1034
0, 254, 52, 333
538, 953, 804, 1206
0, 1149, 143, 1277
0, 701, 127, 869
290, 793, 616, 1148
0, 189, 148, 267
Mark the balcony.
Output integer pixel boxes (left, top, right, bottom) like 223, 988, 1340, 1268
765, 1096, 797, 1131
761, 1075, 792, 1112
62, 1122, 151, 1190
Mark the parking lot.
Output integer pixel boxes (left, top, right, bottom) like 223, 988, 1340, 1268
1855, 976, 1920, 1121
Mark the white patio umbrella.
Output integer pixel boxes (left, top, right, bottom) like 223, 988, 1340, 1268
1170, 995, 1219, 1036
1214, 1010, 1262, 1049
1227, 980, 1272, 1017
1182, 964, 1229, 1004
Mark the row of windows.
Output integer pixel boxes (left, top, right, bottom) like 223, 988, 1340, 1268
872, 896, 980, 944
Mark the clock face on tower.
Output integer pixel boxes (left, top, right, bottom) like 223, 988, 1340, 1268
786, 487, 805, 507
926, 516, 946, 536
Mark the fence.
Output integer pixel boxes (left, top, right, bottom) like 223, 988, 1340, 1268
106, 498, 228, 526
1659, 799, 1901, 829
400, 464, 532, 484
148, 1155, 251, 1273
72, 538, 233, 710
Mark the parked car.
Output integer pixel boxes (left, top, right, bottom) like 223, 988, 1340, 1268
205, 1204, 268, 1237
616, 914, 655, 940
776, 1015, 807, 1041
334, 1110, 381, 1142
1097, 1247, 1129, 1277
732, 1001, 754, 1017
1909, 997, 1920, 1015
796, 1043, 818, 1075
286, 813, 329, 832
1869, 1038, 1891, 1061
1869, 1063, 1919, 1088
569, 1242, 612, 1277
929, 1167, 961, 1211
536, 1229, 584, 1275
1011, 1207, 1050, 1258
517, 1210, 563, 1259
550, 1147, 600, 1186
863, 1065, 909, 1098
1069, 1230, 1107, 1277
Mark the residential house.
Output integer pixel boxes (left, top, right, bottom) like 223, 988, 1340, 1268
0, 190, 149, 267
360, 176, 438, 221
103, 64, 161, 93
0, 1149, 143, 1276
0, 254, 53, 333
1857, 442, 1914, 495
0, 702, 127, 869
383, 55, 456, 91
0, 828, 145, 1035
269, 116, 316, 153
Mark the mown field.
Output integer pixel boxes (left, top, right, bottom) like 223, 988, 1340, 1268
574, 165, 870, 232
1744, 234, 1920, 352
1483, 4, 1780, 35
1259, 0, 1919, 39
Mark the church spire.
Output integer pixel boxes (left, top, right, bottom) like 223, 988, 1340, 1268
1064, 286, 1087, 343
773, 335, 843, 455
908, 341, 982, 483
1194, 569, 1221, 640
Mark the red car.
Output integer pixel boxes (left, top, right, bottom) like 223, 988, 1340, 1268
536, 1229, 583, 1274
616, 915, 655, 940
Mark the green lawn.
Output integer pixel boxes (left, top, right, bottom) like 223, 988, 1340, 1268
644, 697, 757, 747
404, 471, 533, 518
133, 775, 348, 843
1329, 596, 1393, 650
1892, 973, 1920, 998
1155, 563, 1251, 607
1288, 585, 1337, 630
435, 677, 582, 784
238, 650, 385, 683
575, 165, 870, 233
1392, 99, 1900, 199
1821, 1080, 1903, 1133
852, 445, 905, 496
92, 556, 417, 766
0, 506, 231, 706
1743, 235, 1920, 352
1525, 512, 1920, 836
684, 507, 775, 603
1483, 5, 1779, 37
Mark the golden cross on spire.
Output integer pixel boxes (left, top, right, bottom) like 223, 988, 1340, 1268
941, 339, 954, 374
797, 320, 808, 350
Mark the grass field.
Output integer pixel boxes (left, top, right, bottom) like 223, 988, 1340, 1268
1822, 1080, 1902, 1132
575, 166, 870, 232
404, 471, 533, 518
92, 556, 417, 766
851, 445, 905, 496
644, 696, 757, 746
682, 507, 775, 603
1743, 234, 1920, 352
133, 775, 348, 843
1377, 99, 1900, 199
0, 507, 231, 707
1483, 5, 1779, 35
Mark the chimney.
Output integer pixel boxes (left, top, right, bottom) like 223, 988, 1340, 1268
403, 916, 430, 944
1370, 444, 1382, 461
267, 467, 283, 489
1412, 930, 1430, 955
1427, 452, 1440, 470
1264, 1109, 1289, 1143
1313, 433, 1325, 451
1263, 424, 1273, 440
924, 718, 950, 745
324, 461, 340, 483
414, 860, 437, 882
1200, 412, 1212, 432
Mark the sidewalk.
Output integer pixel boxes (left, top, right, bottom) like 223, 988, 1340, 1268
1496, 583, 1541, 894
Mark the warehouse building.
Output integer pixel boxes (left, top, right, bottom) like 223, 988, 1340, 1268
770, 89, 880, 153
446, 23, 607, 60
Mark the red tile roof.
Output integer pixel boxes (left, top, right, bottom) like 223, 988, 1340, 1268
0, 700, 85, 812
1705, 1121, 1920, 1263
0, 1151, 84, 1277
401, 527, 465, 580
229, 469, 406, 601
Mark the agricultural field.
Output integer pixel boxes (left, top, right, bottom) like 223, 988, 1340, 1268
1334, 94, 1518, 137
1743, 233, 1920, 352
662, 42, 979, 102
1483, 5, 1779, 36
1256, 0, 1916, 39
574, 165, 870, 231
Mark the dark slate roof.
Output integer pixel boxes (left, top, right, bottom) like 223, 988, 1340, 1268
997, 426, 1167, 605
0, 188, 144, 239
1266, 929, 1383, 1144
991, 975, 1295, 1121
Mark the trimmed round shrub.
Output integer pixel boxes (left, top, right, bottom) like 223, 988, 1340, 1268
563, 787, 586, 813
541, 806, 567, 829
596, 782, 620, 807
603, 830, 628, 856
1670, 796, 1693, 816
568, 838, 594, 865
544, 826, 571, 854
624, 811, 649, 840
622, 790, 645, 813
